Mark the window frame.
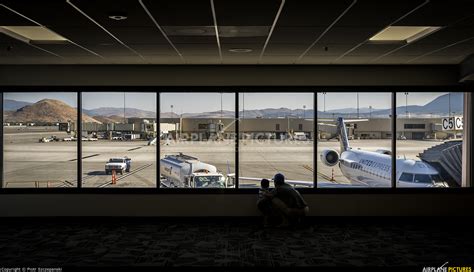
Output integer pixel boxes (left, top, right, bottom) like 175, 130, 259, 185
0, 86, 471, 194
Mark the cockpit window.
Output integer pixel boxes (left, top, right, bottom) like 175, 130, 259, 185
414, 174, 432, 184
431, 174, 444, 183
399, 173, 414, 182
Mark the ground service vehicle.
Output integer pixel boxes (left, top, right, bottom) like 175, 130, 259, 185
105, 157, 131, 175
160, 153, 230, 188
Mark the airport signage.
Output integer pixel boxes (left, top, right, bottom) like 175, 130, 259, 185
441, 116, 463, 130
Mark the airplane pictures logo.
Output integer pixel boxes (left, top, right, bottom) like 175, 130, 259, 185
422, 262, 472, 272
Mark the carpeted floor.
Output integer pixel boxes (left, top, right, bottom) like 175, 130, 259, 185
0, 218, 473, 268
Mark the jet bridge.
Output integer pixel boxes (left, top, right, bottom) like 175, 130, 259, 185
419, 140, 463, 187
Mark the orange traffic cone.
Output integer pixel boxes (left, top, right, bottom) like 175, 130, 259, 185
112, 170, 117, 185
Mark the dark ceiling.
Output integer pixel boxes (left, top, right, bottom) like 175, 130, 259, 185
0, 0, 473, 65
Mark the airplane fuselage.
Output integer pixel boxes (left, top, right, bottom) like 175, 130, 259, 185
338, 149, 445, 187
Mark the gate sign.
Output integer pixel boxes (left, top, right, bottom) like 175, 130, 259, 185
442, 116, 463, 130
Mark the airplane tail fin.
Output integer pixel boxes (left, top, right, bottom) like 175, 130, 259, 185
336, 117, 350, 153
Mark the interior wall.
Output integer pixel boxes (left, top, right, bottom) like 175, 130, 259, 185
0, 64, 472, 217
1, 193, 473, 217
0, 65, 461, 86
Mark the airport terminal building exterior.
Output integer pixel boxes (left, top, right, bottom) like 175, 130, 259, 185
159, 117, 456, 140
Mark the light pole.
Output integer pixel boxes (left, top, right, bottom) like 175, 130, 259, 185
220, 92, 223, 118
171, 105, 174, 116
322, 92, 326, 113
356, 92, 359, 119
448, 92, 451, 117
369, 105, 372, 118
303, 105, 306, 119
404, 92, 409, 118
123, 92, 126, 124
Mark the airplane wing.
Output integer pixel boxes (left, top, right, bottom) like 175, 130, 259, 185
344, 119, 369, 123
317, 181, 366, 188
237, 176, 313, 187
238, 176, 365, 188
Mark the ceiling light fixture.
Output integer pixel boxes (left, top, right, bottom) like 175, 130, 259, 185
176, 28, 207, 34
108, 14, 127, 21
369, 26, 441, 43
228, 48, 252, 53
0, 26, 69, 44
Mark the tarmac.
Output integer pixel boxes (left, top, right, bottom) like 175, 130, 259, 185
3, 126, 447, 188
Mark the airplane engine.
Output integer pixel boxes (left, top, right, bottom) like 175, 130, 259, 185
320, 149, 340, 167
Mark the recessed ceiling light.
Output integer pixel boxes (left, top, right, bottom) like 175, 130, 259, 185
228, 48, 252, 53
108, 15, 127, 21
0, 26, 69, 44
369, 26, 441, 43
176, 28, 207, 34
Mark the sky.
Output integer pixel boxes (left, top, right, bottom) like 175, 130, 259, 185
5, 92, 77, 107
161, 93, 235, 114
4, 92, 449, 113
4, 92, 156, 111
317, 92, 448, 111
239, 93, 313, 111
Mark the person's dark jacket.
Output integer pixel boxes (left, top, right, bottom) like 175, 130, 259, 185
271, 183, 308, 209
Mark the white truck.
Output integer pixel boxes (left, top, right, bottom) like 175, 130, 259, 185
160, 153, 232, 188
105, 157, 131, 175
293, 132, 307, 141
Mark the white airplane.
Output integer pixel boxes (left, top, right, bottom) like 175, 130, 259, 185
318, 117, 448, 187
238, 117, 448, 188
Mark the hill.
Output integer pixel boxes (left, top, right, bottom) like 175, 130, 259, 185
5, 99, 98, 123
92, 115, 126, 123
83, 107, 156, 118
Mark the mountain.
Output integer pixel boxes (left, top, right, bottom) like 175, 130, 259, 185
168, 108, 314, 119
239, 108, 314, 118
160, 112, 180, 118
83, 107, 156, 118
4, 99, 33, 111
367, 92, 464, 117
416, 92, 463, 114
318, 93, 464, 118
5, 99, 98, 123
182, 110, 235, 118
92, 115, 126, 123
326, 107, 381, 114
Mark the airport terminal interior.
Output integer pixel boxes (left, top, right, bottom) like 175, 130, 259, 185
1, 0, 474, 270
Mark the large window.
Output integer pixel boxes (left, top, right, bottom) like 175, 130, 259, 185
317, 92, 392, 188
81, 92, 157, 188
3, 92, 78, 188
0, 91, 470, 190
159, 93, 236, 188
239, 93, 314, 188
396, 92, 464, 188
